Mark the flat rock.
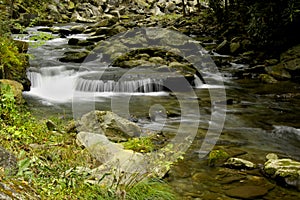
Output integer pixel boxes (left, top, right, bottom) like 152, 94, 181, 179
225, 186, 268, 199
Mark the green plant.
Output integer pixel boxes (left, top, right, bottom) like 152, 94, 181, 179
123, 137, 154, 153
0, 36, 28, 79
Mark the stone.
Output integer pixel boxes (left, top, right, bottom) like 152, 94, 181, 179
225, 186, 268, 199
263, 153, 300, 190
224, 157, 256, 169
149, 56, 165, 64
230, 42, 240, 54
258, 74, 278, 84
68, 38, 79, 45
216, 40, 229, 54
0, 80, 24, 104
266, 65, 292, 80
59, 51, 90, 63
77, 110, 142, 142
46, 120, 57, 131
70, 25, 86, 34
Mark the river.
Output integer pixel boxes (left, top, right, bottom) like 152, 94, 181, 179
16, 24, 300, 199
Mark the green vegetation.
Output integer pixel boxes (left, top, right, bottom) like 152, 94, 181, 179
0, 36, 28, 81
123, 137, 154, 153
0, 84, 177, 199
207, 0, 300, 50
208, 149, 229, 166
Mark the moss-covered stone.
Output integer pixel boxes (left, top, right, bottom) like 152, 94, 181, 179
264, 153, 300, 190
208, 149, 230, 166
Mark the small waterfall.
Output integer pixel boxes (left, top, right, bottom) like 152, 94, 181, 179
194, 75, 204, 88
75, 78, 164, 93
26, 67, 78, 102
27, 72, 42, 88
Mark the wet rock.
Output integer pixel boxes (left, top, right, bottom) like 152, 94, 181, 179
225, 186, 268, 199
168, 61, 196, 75
68, 38, 79, 45
224, 157, 256, 169
266, 65, 291, 80
259, 74, 278, 84
216, 40, 229, 54
86, 35, 106, 42
263, 153, 300, 190
59, 50, 90, 63
230, 42, 240, 54
70, 25, 86, 34
77, 110, 142, 142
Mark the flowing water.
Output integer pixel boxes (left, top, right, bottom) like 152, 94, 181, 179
16, 25, 300, 199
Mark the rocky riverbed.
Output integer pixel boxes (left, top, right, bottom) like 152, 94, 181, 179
1, 0, 300, 199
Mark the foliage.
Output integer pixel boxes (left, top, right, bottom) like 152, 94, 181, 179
29, 32, 57, 47
123, 137, 154, 153
0, 85, 177, 199
208, 0, 300, 49
0, 36, 28, 80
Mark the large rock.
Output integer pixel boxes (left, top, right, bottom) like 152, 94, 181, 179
77, 110, 142, 142
267, 44, 300, 80
263, 153, 300, 190
0, 79, 24, 104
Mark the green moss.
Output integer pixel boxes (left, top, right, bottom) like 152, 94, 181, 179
122, 137, 154, 153
208, 149, 230, 166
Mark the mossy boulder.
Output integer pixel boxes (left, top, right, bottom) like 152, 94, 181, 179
208, 149, 230, 166
0, 79, 24, 104
263, 153, 300, 190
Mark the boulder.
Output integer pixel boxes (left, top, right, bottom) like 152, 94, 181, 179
263, 153, 300, 190
77, 111, 142, 142
266, 65, 291, 80
0, 79, 24, 104
259, 74, 278, 84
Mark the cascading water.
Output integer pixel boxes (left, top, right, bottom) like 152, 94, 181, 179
75, 78, 164, 93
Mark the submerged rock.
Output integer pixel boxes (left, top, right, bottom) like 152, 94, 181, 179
263, 153, 300, 190
225, 185, 268, 199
